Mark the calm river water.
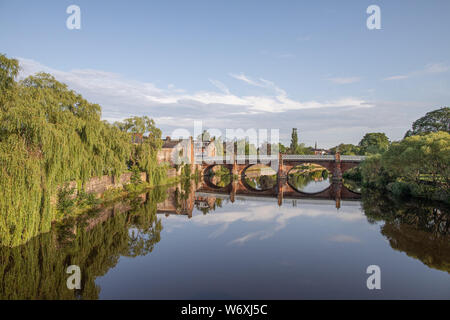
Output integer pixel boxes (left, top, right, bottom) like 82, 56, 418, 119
0, 178, 448, 299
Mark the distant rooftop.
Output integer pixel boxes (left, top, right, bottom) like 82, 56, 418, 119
161, 136, 183, 149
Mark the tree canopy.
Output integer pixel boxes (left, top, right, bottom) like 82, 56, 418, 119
330, 143, 360, 155
361, 131, 450, 202
358, 132, 390, 155
290, 128, 298, 152
404, 107, 450, 138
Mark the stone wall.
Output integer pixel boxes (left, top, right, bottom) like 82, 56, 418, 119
84, 172, 147, 195
54, 172, 147, 204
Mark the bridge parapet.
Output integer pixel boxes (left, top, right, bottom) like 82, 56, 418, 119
340, 155, 367, 162
282, 154, 335, 161
196, 156, 233, 164
282, 154, 366, 162
197, 155, 278, 164
236, 155, 278, 163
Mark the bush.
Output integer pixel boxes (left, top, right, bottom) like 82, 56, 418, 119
57, 185, 76, 215
360, 154, 392, 188
386, 181, 412, 198
343, 167, 362, 181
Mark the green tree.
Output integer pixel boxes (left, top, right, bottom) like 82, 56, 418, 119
330, 143, 360, 155
0, 54, 165, 246
404, 107, 450, 138
290, 128, 298, 153
197, 130, 211, 141
114, 116, 164, 185
361, 131, 450, 202
383, 131, 449, 190
278, 143, 288, 154
0, 54, 19, 107
358, 132, 390, 155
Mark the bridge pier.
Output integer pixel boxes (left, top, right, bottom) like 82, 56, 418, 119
277, 179, 284, 206
230, 179, 237, 203
232, 158, 238, 177
332, 152, 342, 181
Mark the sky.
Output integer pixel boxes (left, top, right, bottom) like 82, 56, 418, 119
1, 0, 449, 147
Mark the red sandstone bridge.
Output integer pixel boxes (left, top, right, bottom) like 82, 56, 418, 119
196, 153, 366, 208
197, 153, 365, 179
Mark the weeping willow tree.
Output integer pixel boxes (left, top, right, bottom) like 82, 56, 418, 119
0, 54, 163, 247
0, 187, 166, 299
114, 116, 167, 186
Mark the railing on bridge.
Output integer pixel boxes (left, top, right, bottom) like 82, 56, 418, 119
282, 154, 335, 161
282, 154, 366, 162
195, 154, 366, 164
195, 155, 278, 164
339, 155, 367, 161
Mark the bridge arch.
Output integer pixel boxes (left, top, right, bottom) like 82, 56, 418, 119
241, 164, 278, 192
286, 163, 332, 195
202, 164, 233, 189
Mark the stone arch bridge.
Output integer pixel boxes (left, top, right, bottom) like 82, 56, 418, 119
197, 153, 366, 208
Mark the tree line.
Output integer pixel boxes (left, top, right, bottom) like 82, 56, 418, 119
358, 107, 449, 202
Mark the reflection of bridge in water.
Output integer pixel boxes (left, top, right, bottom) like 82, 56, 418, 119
157, 175, 362, 220
198, 179, 360, 210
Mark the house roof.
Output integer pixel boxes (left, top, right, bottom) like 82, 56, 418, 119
194, 139, 215, 147
162, 137, 183, 149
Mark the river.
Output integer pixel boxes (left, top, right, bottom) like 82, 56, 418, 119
0, 175, 448, 299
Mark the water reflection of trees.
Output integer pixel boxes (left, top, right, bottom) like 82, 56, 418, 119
342, 179, 361, 193
0, 187, 166, 300
195, 198, 223, 215
362, 190, 450, 273
288, 164, 330, 192
243, 165, 277, 191
206, 166, 231, 188
245, 174, 277, 191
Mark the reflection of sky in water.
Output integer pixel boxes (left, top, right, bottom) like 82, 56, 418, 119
96, 198, 450, 300
297, 179, 331, 193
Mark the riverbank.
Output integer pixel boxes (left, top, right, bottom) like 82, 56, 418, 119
53, 165, 199, 233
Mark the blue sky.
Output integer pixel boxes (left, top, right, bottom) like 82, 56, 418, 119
1, 0, 449, 147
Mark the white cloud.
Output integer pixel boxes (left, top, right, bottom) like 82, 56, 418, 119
18, 57, 428, 147
327, 77, 361, 84
383, 62, 449, 81
18, 58, 371, 116
209, 79, 230, 95
229, 72, 266, 87
229, 231, 264, 245
329, 234, 361, 243
384, 75, 410, 81
423, 62, 450, 74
